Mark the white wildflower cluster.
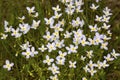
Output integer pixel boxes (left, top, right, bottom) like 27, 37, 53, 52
1, 0, 120, 80
21, 41, 38, 59
59, 0, 84, 15
43, 0, 119, 79
0, 7, 40, 39
83, 49, 120, 76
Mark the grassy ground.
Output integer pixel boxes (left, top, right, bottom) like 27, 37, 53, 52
0, 0, 120, 80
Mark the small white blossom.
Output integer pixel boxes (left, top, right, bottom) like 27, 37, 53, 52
31, 20, 41, 29
102, 60, 109, 68
69, 61, 76, 68
90, 4, 99, 10
11, 28, 22, 38
52, 5, 61, 12
38, 45, 47, 52
22, 48, 32, 59
86, 50, 93, 59
111, 49, 120, 59
89, 24, 98, 32
44, 17, 54, 26
19, 23, 30, 34
3, 60, 14, 71
1, 33, 8, 39
26, 6, 35, 14
20, 41, 32, 50
48, 63, 60, 75
46, 42, 56, 52
104, 54, 114, 62
43, 55, 54, 65
50, 75, 58, 80
80, 55, 86, 61
66, 44, 78, 54
31, 47, 38, 57
88, 68, 97, 76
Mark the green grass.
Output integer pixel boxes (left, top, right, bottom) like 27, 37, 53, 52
0, 0, 120, 80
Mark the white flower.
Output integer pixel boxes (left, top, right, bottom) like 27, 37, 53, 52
18, 16, 25, 22
87, 60, 97, 69
83, 65, 89, 73
102, 60, 109, 68
54, 40, 65, 48
56, 51, 67, 59
100, 42, 108, 50
46, 42, 56, 52
11, 28, 22, 38
80, 55, 86, 61
19, 23, 30, 34
43, 55, 54, 65
94, 32, 104, 45
4, 20, 9, 28
65, 8, 75, 15
103, 7, 112, 16
96, 61, 103, 69
95, 15, 102, 22
48, 63, 60, 75
50, 75, 58, 80
4, 26, 12, 33
4, 20, 12, 33
107, 30, 112, 36
80, 36, 88, 46
38, 45, 47, 52
1, 33, 8, 39
44, 17, 54, 26
22, 48, 32, 59
71, 17, 84, 27
89, 24, 98, 32
20, 41, 32, 50
103, 35, 111, 41
43, 31, 52, 41
3, 60, 14, 71
69, 61, 76, 68
53, 11, 62, 19
26, 6, 35, 14
82, 77, 87, 80
34, 12, 39, 17
73, 29, 83, 37
66, 44, 78, 54
31, 20, 41, 29
56, 57, 65, 65
58, 19, 65, 27
88, 68, 97, 76
88, 38, 96, 45
75, 6, 83, 13
52, 31, 59, 38
86, 50, 93, 59
102, 23, 111, 29
104, 54, 114, 62
53, 23, 63, 32
75, 0, 84, 7
66, 1, 75, 8
90, 4, 99, 10
96, 0, 101, 2
111, 49, 120, 59
64, 31, 72, 38
66, 0, 73, 3
102, 15, 110, 23
31, 47, 38, 57
52, 5, 61, 12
